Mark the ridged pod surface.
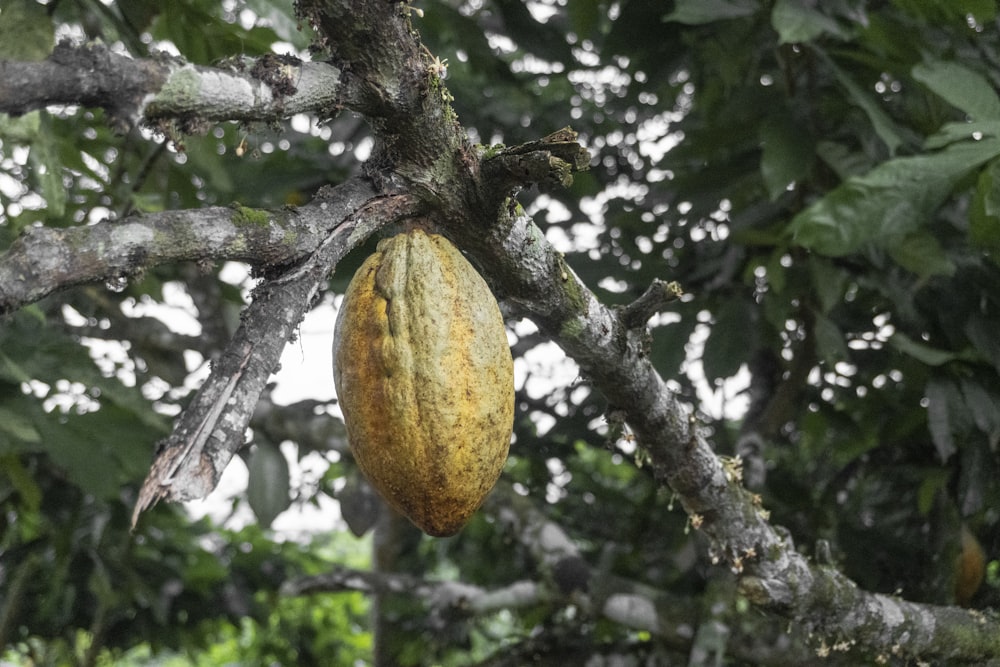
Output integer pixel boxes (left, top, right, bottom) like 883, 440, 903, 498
333, 229, 514, 536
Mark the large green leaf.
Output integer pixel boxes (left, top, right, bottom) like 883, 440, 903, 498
790, 137, 1000, 255
912, 60, 1000, 122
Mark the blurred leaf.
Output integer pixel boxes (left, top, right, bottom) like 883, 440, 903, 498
815, 140, 874, 180
924, 121, 1000, 150
890, 333, 961, 366
0, 405, 41, 443
703, 298, 755, 382
964, 314, 1000, 374
244, 0, 311, 49
151, 4, 280, 64
338, 471, 381, 538
970, 158, 1000, 255
247, 443, 291, 528
790, 137, 1000, 255
826, 55, 905, 155
1, 454, 42, 510
912, 60, 1000, 122
892, 0, 995, 24
812, 312, 848, 366
889, 232, 956, 278
926, 378, 960, 461
771, 0, 848, 44
664, 0, 756, 25
0, 112, 41, 143
760, 115, 814, 201
492, 0, 574, 64
764, 250, 787, 294
960, 377, 1000, 443
957, 438, 991, 515
566, 0, 603, 41
808, 257, 847, 314
0, 1, 53, 60
916, 468, 949, 515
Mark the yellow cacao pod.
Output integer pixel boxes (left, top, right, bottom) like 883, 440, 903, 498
333, 228, 514, 536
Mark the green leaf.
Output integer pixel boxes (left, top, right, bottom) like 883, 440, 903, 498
892, 0, 995, 23
566, 0, 603, 40
663, 0, 756, 25
808, 257, 848, 314
790, 137, 1000, 255
890, 333, 960, 366
961, 378, 1000, 440
0, 112, 41, 143
924, 120, 1000, 149
812, 312, 848, 365
0, 350, 33, 384
964, 314, 1000, 374
888, 232, 956, 278
0, 405, 41, 444
926, 378, 964, 462
970, 158, 1000, 254
912, 60, 1000, 121
243, 0, 311, 49
814, 140, 874, 180
771, 0, 848, 44
29, 115, 67, 222
702, 299, 755, 382
916, 468, 950, 515
764, 250, 787, 294
826, 56, 905, 155
247, 443, 291, 528
0, 454, 42, 511
760, 115, 814, 201
0, 1, 53, 60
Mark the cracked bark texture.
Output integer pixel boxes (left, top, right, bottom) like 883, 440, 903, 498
1, 1, 998, 664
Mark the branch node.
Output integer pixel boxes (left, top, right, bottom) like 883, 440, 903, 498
480, 126, 591, 196
619, 279, 684, 330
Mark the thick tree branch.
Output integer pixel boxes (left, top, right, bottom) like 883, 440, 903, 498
288, 2, 1000, 662
131, 181, 421, 525
463, 183, 1000, 665
3, 1, 995, 662
0, 42, 166, 126
0, 199, 329, 315
0, 42, 345, 129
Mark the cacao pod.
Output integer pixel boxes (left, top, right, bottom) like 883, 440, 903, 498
333, 228, 514, 536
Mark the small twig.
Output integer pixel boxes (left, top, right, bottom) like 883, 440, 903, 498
619, 279, 684, 330
480, 126, 591, 197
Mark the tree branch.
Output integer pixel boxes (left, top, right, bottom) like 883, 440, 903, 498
285, 488, 829, 665
286, 4, 1000, 660
0, 41, 346, 130
3, 0, 995, 662
131, 181, 421, 525
0, 199, 329, 315
463, 176, 1000, 664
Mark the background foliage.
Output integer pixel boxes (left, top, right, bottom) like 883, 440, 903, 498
2, 0, 999, 664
